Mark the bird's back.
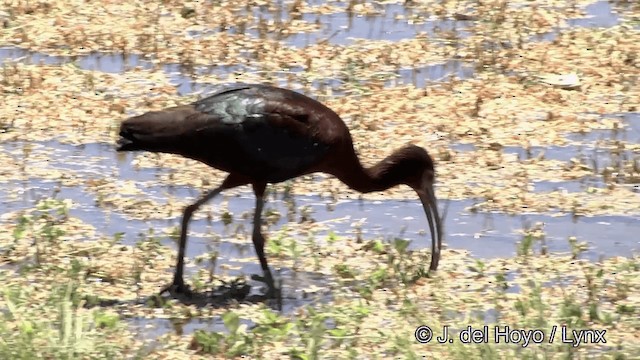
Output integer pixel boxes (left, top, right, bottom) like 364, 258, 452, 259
118, 84, 353, 183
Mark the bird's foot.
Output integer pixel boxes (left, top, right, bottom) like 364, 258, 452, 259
159, 279, 193, 297
251, 274, 278, 299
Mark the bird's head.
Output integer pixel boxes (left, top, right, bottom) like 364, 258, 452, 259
382, 144, 442, 271
379, 144, 435, 189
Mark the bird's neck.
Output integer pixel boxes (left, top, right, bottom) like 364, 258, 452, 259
334, 151, 405, 194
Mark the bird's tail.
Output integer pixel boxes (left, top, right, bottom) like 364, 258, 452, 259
116, 105, 198, 152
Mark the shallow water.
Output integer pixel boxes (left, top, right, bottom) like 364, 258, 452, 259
0, 0, 625, 96
568, 1, 621, 29
237, 1, 473, 47
0, 0, 637, 339
0, 45, 473, 98
0, 54, 638, 301
531, 0, 621, 42
2, 139, 637, 336
1, 140, 638, 264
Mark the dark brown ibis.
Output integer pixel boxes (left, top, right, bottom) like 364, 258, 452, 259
116, 84, 442, 298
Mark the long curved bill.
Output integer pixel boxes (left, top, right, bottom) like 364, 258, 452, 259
418, 182, 443, 271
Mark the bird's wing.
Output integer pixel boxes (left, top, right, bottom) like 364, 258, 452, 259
191, 85, 314, 130
186, 85, 332, 181
192, 86, 262, 125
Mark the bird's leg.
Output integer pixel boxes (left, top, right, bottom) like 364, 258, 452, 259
161, 185, 225, 296
249, 183, 277, 298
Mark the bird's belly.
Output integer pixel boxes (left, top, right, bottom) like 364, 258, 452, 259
201, 124, 330, 183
